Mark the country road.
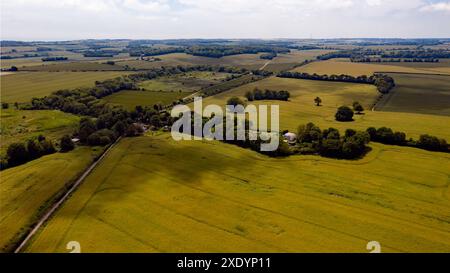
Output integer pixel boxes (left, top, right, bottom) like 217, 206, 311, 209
259, 60, 272, 70
14, 137, 121, 253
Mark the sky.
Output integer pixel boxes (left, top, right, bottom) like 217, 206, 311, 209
1, 0, 450, 41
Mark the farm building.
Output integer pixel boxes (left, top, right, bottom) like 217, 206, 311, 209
283, 132, 297, 145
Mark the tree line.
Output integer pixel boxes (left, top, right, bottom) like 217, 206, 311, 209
41, 57, 68, 62
366, 127, 448, 152
129, 45, 291, 59
129, 47, 184, 57
82, 50, 118, 57
277, 71, 395, 94
1, 135, 56, 170
317, 48, 450, 61
260, 52, 277, 60
245, 88, 290, 101
4, 65, 250, 169
295, 123, 370, 159
380, 49, 450, 59
351, 57, 440, 63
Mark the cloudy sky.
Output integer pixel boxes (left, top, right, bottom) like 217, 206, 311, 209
1, 0, 450, 40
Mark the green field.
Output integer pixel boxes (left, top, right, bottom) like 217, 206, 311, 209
0, 109, 80, 155
103, 91, 189, 110
0, 71, 132, 103
25, 134, 450, 252
198, 76, 450, 140
0, 146, 104, 252
375, 73, 450, 116
23, 62, 128, 72
138, 71, 232, 93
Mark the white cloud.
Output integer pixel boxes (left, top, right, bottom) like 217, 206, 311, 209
1, 0, 449, 40
421, 2, 450, 12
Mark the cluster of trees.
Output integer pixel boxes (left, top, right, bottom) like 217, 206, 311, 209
27, 76, 137, 116
251, 69, 273, 77
0, 53, 41, 59
224, 132, 293, 157
316, 51, 354, 60
296, 123, 370, 159
1, 66, 18, 72
36, 47, 53, 52
366, 127, 448, 152
1, 135, 56, 170
380, 49, 450, 59
277, 72, 395, 94
335, 102, 364, 122
245, 88, 290, 101
182, 114, 292, 157
335, 106, 354, 122
128, 47, 184, 57
289, 45, 322, 50
41, 57, 68, 62
77, 118, 120, 147
184, 45, 290, 58
82, 50, 117, 57
373, 74, 395, 94
260, 52, 277, 60
317, 48, 449, 62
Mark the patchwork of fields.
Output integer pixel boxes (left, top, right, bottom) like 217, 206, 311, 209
103, 71, 234, 109
198, 76, 450, 140
1, 41, 450, 253
116, 50, 331, 72
25, 134, 450, 252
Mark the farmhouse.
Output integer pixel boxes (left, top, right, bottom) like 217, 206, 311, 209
283, 132, 297, 145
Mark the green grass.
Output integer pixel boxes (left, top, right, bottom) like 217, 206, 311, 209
0, 109, 80, 156
0, 71, 133, 103
138, 72, 232, 93
0, 146, 104, 252
25, 134, 450, 252
375, 73, 450, 116
198, 76, 450, 140
103, 91, 189, 110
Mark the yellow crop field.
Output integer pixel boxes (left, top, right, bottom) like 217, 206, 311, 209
293, 59, 450, 76
0, 71, 133, 103
25, 134, 450, 252
0, 147, 104, 252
